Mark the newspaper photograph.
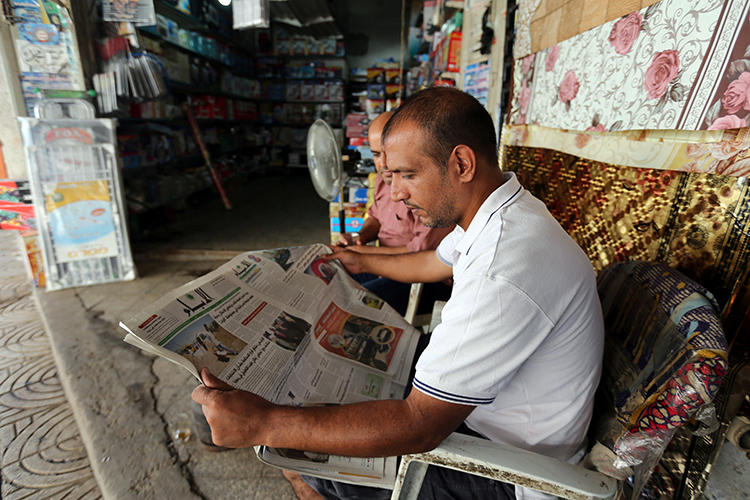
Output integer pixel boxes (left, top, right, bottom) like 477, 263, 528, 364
119, 243, 420, 487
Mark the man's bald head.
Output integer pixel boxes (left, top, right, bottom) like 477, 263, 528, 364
368, 111, 393, 139
368, 111, 393, 177
382, 87, 498, 171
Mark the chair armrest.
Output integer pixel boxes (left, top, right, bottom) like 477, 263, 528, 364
391, 432, 617, 500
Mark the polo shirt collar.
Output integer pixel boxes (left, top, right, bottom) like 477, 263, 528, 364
455, 172, 523, 256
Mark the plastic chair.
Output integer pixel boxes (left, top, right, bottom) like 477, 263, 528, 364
391, 261, 728, 499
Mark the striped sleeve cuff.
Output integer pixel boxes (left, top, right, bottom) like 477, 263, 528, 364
412, 378, 495, 405
435, 249, 452, 267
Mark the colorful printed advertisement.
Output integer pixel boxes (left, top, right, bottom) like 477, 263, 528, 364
314, 302, 403, 372
44, 180, 119, 263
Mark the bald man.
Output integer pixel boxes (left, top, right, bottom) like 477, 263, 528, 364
194, 88, 604, 500
337, 111, 453, 315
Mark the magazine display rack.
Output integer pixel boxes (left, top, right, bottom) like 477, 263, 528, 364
19, 99, 135, 290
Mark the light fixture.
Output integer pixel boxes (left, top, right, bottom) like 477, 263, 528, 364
218, 0, 231, 6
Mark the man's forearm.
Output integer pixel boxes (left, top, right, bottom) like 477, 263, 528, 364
261, 399, 440, 457
345, 244, 409, 255
354, 250, 452, 283
356, 217, 380, 244
194, 370, 473, 455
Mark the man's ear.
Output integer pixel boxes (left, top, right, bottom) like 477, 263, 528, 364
451, 145, 477, 183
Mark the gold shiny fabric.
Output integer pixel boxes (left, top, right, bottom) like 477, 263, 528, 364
502, 145, 750, 308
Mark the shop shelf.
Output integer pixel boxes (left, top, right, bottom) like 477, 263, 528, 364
137, 29, 255, 79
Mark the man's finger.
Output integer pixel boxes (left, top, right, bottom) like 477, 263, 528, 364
191, 384, 215, 404
201, 368, 233, 391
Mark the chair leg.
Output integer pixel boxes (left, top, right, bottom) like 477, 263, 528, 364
391, 460, 428, 500
404, 283, 424, 325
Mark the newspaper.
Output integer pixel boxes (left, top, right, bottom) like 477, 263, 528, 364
119, 243, 420, 488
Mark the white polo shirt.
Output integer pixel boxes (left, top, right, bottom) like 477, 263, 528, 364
413, 172, 604, 499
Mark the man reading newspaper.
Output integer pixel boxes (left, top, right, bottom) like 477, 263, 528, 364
192, 88, 604, 500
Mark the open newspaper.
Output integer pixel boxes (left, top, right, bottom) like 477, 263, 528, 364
119, 244, 420, 488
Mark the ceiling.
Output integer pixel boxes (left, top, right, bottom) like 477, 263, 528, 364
270, 0, 342, 38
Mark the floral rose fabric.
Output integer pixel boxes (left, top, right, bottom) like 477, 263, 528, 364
644, 50, 680, 100
508, 0, 750, 131
708, 114, 747, 130
608, 12, 643, 55
559, 71, 580, 104
720, 72, 750, 114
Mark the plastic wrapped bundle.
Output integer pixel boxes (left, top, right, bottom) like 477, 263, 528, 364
585, 261, 727, 496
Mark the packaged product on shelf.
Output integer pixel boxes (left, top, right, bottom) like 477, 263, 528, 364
346, 112, 369, 128
329, 81, 344, 101
385, 69, 401, 84
286, 81, 301, 101
365, 99, 385, 117
188, 32, 200, 51
346, 117, 369, 137
432, 31, 462, 73
385, 84, 403, 98
299, 64, 315, 79
315, 83, 329, 101
291, 37, 308, 55
175, 0, 191, 14
367, 84, 385, 99
300, 82, 315, 101
366, 67, 385, 83
322, 38, 337, 55
190, 95, 211, 119
299, 104, 314, 124
276, 39, 291, 56
160, 48, 191, 83
263, 81, 285, 101
307, 38, 321, 56
177, 28, 190, 48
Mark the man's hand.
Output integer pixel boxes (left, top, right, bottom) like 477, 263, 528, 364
336, 233, 358, 247
323, 249, 369, 275
192, 368, 275, 448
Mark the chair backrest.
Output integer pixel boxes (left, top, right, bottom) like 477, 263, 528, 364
585, 261, 728, 491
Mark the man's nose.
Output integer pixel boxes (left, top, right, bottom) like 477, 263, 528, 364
390, 176, 406, 202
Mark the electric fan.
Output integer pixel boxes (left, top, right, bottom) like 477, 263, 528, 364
306, 119, 345, 234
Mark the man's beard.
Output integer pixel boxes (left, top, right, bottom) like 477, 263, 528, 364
407, 196, 456, 228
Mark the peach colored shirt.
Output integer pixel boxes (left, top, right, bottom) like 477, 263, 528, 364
368, 175, 453, 252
